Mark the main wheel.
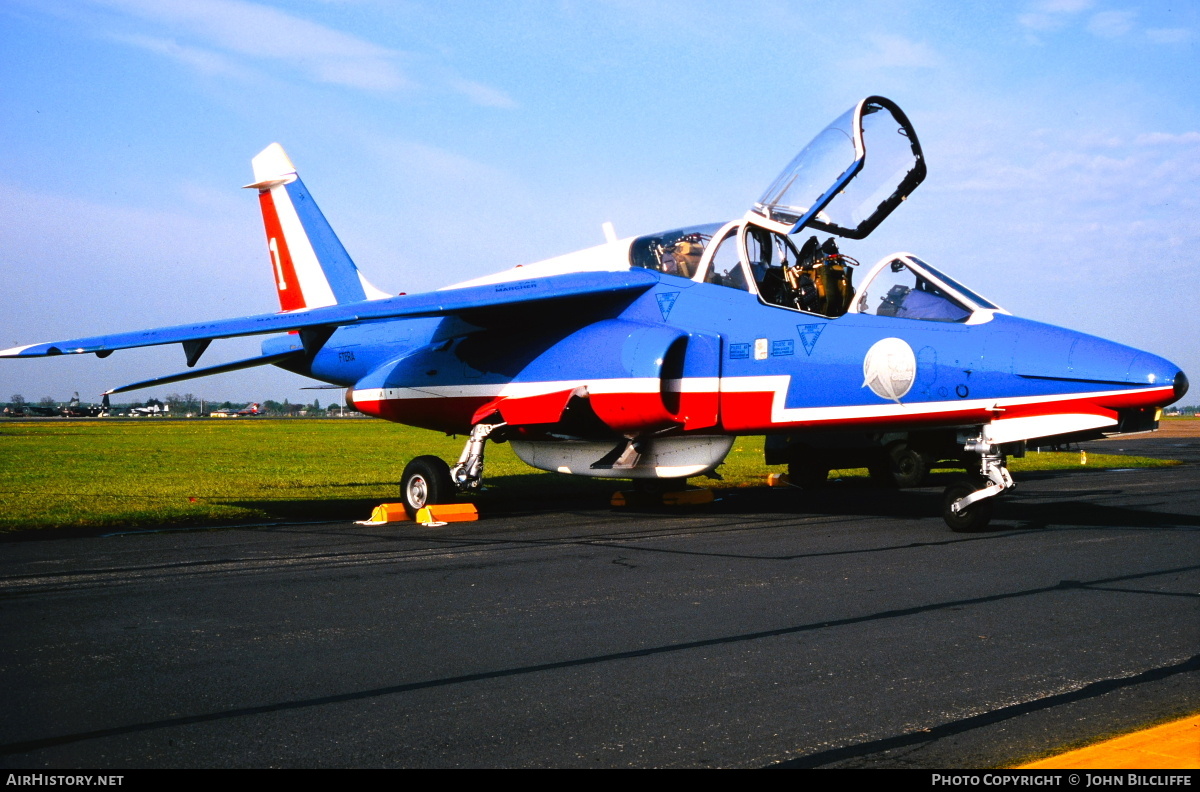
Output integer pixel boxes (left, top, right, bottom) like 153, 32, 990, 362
871, 442, 929, 488
942, 478, 994, 532
401, 456, 454, 518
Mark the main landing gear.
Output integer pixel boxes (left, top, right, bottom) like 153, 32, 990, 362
400, 422, 506, 518
941, 435, 1014, 532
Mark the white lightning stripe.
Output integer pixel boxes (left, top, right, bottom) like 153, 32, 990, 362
353, 376, 1172, 425
588, 378, 661, 394
353, 378, 665, 403
720, 375, 1173, 424
271, 184, 337, 309
666, 377, 720, 394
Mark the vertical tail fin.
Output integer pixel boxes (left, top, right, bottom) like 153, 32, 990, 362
245, 143, 390, 311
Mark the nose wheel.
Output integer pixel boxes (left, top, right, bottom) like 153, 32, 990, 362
942, 477, 996, 531
942, 435, 1014, 532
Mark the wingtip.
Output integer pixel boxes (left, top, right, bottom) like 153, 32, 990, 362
0, 343, 39, 358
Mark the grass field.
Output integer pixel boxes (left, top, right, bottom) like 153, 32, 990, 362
0, 418, 1182, 533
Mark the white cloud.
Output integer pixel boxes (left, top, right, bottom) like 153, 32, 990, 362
111, 33, 254, 80
1134, 131, 1200, 146
1145, 27, 1193, 44
449, 78, 518, 110
92, 0, 412, 91
1040, 0, 1094, 12
85, 0, 521, 104
1086, 10, 1136, 39
1018, 0, 1094, 31
856, 34, 942, 69
138, 0, 400, 88
361, 135, 505, 184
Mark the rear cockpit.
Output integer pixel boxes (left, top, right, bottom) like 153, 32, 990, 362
629, 223, 723, 279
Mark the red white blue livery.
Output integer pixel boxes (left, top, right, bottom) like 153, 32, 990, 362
3, 97, 1186, 529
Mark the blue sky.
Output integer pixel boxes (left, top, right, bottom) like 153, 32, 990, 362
1, 0, 1197, 406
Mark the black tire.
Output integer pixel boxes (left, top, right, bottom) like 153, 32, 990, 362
942, 478, 994, 532
788, 459, 830, 489
871, 442, 929, 488
401, 456, 453, 518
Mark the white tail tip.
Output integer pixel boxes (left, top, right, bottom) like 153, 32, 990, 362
245, 143, 297, 190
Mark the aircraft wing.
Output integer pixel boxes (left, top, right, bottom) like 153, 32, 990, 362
0, 270, 660, 359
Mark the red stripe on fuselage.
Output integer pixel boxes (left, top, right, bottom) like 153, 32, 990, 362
717, 390, 994, 432
354, 395, 493, 434
353, 383, 1176, 437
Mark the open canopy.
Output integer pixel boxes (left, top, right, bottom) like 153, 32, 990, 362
753, 96, 926, 240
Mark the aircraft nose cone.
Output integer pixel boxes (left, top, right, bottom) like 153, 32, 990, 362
1125, 351, 1181, 387
1176, 370, 1190, 402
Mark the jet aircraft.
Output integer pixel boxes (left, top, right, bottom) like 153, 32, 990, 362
2, 97, 1187, 530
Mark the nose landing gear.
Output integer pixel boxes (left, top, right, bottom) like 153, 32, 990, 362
450, 421, 506, 492
942, 436, 1015, 531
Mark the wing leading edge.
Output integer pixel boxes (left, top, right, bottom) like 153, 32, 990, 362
0, 270, 661, 360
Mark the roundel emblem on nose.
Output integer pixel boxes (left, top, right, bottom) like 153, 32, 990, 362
863, 337, 917, 402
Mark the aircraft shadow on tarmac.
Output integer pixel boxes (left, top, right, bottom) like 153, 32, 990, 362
214, 473, 1200, 538
616, 480, 1199, 534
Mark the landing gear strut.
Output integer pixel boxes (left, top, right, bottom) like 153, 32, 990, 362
942, 435, 1014, 532
450, 421, 507, 493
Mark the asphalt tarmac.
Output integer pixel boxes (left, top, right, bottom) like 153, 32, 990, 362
1, 430, 1197, 768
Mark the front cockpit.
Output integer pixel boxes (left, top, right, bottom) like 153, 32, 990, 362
692, 223, 860, 318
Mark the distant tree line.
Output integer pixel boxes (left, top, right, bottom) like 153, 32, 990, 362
4, 392, 359, 417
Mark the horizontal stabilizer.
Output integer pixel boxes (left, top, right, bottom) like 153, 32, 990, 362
2, 270, 660, 360
104, 351, 303, 395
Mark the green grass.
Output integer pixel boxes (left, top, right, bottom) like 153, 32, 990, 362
0, 419, 1181, 533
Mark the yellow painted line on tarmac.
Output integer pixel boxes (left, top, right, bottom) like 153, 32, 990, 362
1019, 714, 1200, 769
